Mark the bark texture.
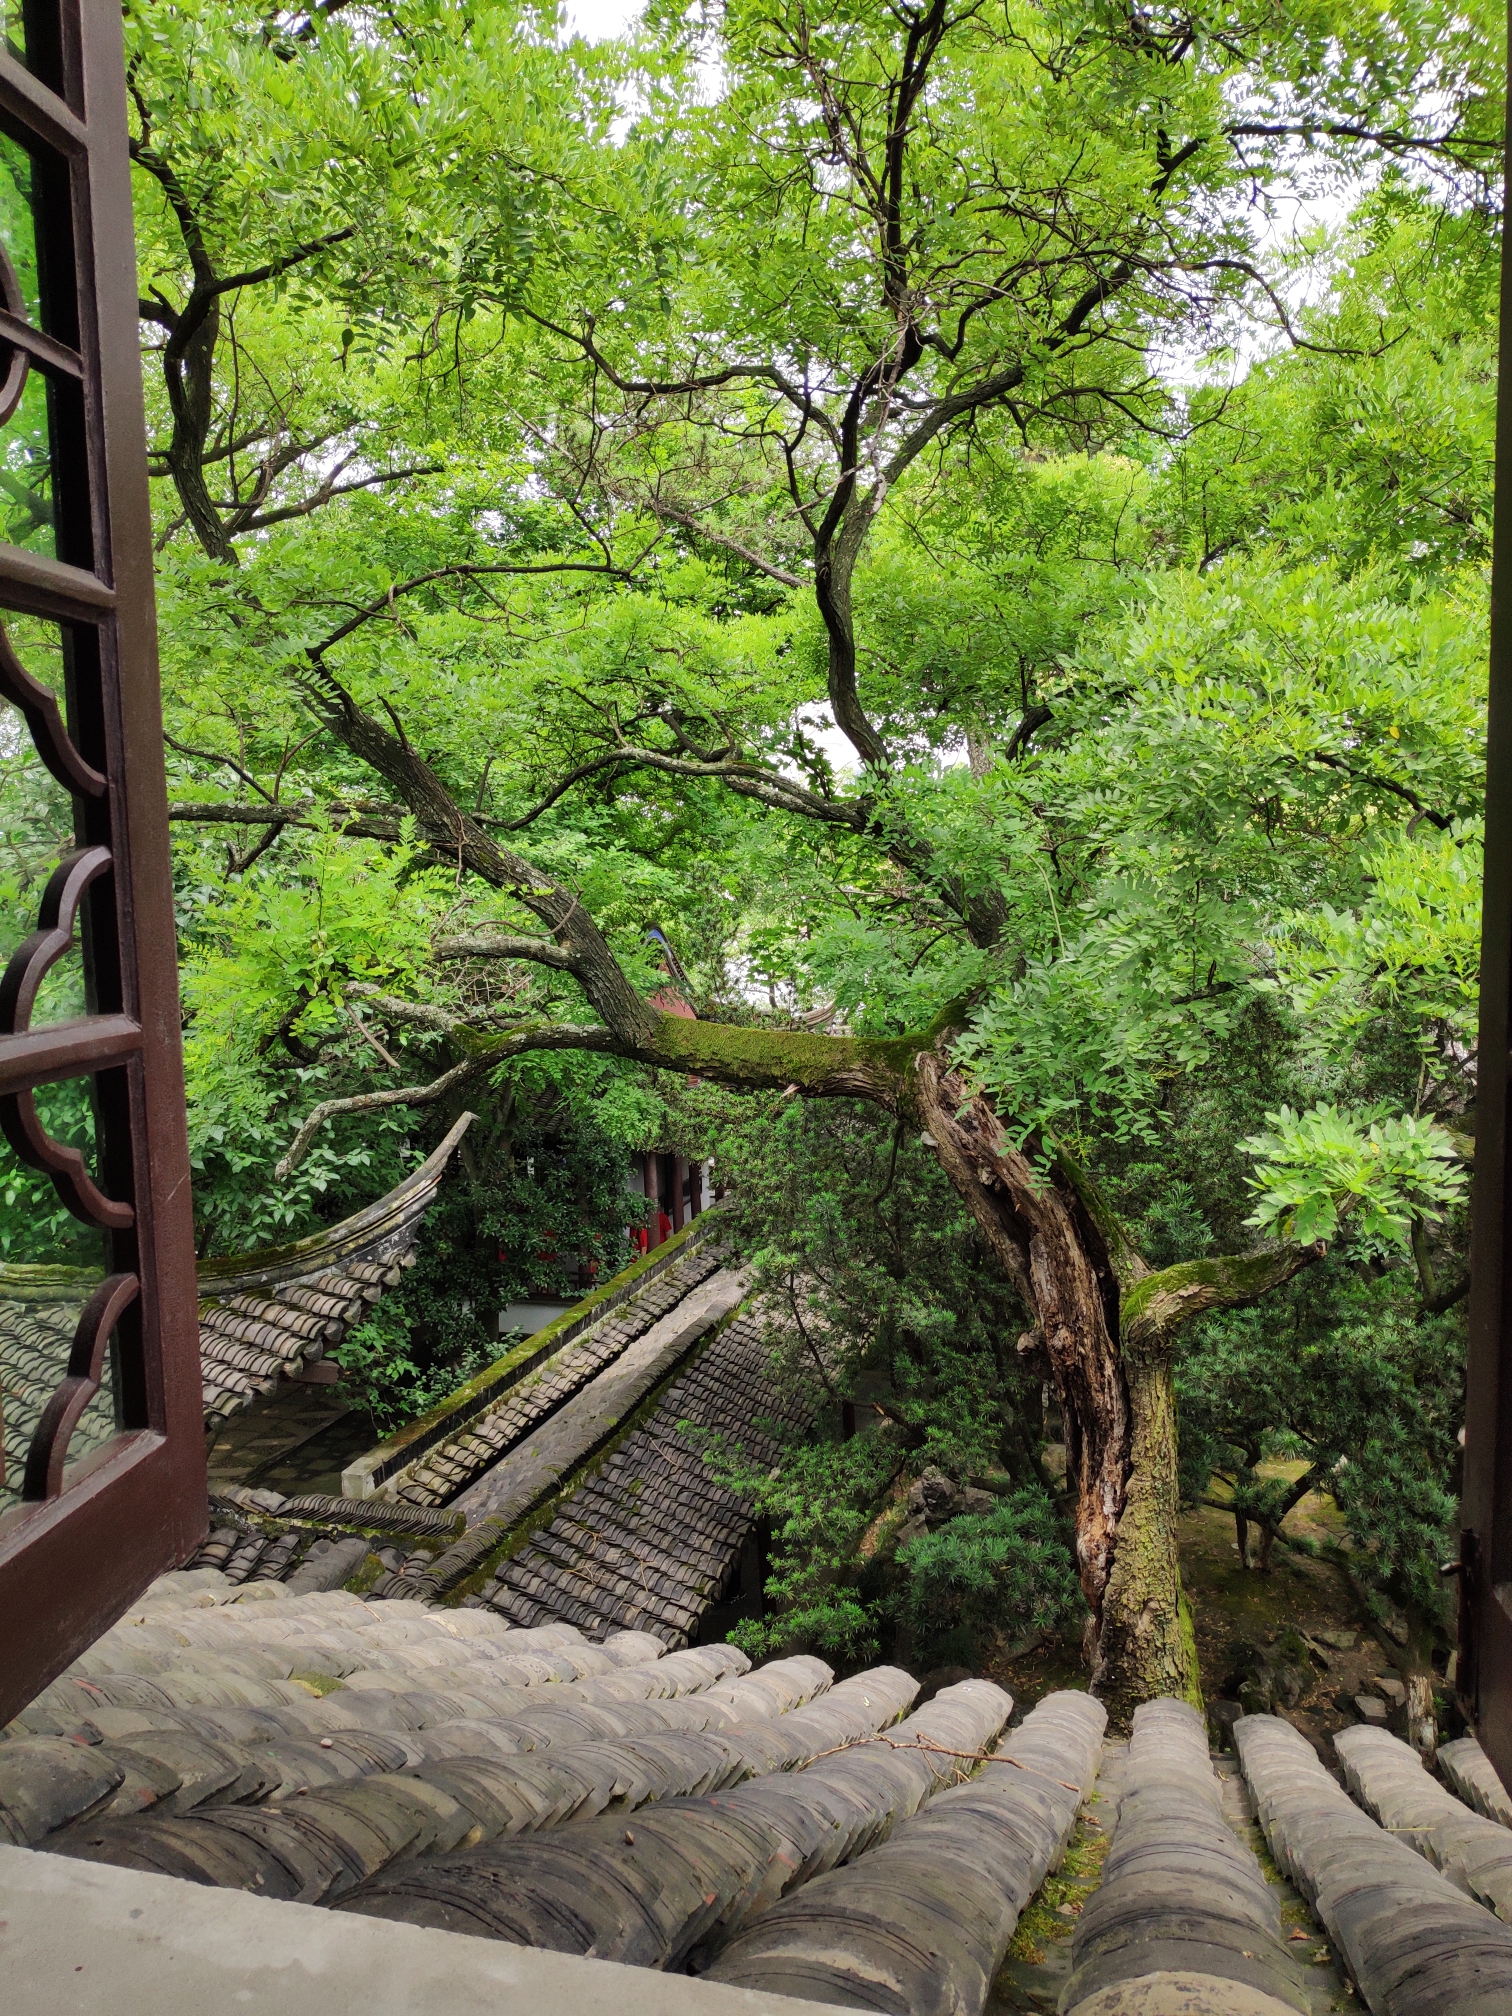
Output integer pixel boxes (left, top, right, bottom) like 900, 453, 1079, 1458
1406, 1671, 1437, 1760
911, 1054, 1130, 1634
1094, 1337, 1201, 1720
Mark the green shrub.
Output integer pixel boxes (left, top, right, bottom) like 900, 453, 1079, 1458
896, 1489, 1081, 1665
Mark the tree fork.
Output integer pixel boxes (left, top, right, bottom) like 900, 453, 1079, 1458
302, 672, 1330, 1720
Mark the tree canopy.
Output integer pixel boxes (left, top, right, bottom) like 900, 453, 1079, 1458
0, 0, 1501, 1714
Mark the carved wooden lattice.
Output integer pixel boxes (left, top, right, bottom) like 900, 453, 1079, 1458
0, 0, 203, 1727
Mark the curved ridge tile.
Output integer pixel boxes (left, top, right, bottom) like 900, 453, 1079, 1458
1235, 1711, 1512, 2015
1336, 1725, 1512, 1921
40, 1633, 836, 1899
1437, 1735, 1512, 1831
1064, 1979, 1309, 2016
332, 1675, 1003, 1967
706, 1687, 1106, 2015
1064, 1699, 1308, 2016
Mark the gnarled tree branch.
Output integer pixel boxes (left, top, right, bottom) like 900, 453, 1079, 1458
1120, 1241, 1327, 1352
275, 1023, 625, 1176
432, 932, 577, 968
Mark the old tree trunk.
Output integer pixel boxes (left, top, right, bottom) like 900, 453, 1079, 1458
912, 1055, 1198, 1720
645, 1020, 1320, 1720
300, 690, 1323, 1722
911, 1047, 1324, 1720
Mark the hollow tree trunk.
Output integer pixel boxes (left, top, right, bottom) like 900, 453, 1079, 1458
911, 1052, 1207, 1719
1405, 1672, 1437, 1760
1397, 1609, 1440, 1761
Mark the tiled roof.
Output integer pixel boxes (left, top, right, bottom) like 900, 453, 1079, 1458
5, 1570, 1512, 2013
0, 1116, 472, 1507
1338, 1722, 1512, 1918
7, 1229, 766, 1623
386, 1234, 732, 1510
195, 1114, 475, 1422
476, 1308, 808, 1645
1238, 1712, 1512, 2013
0, 1287, 110, 1502
1063, 1698, 1310, 2016
10, 1180, 1512, 2013
1440, 1731, 1512, 1828
706, 1688, 1105, 2009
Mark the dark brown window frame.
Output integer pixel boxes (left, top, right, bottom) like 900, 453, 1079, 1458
1447, 62, 1512, 1782
1464, 115, 1512, 1764
0, 0, 203, 1728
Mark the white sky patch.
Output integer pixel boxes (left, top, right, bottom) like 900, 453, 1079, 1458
788, 705, 971, 781
561, 0, 643, 43
1149, 179, 1362, 392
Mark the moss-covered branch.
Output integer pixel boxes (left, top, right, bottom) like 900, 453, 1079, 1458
1119, 1240, 1326, 1352
281, 1000, 977, 1175
641, 1007, 949, 1101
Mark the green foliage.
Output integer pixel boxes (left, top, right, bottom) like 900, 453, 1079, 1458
1241, 1103, 1467, 1248
176, 827, 448, 1254
1151, 193, 1500, 579
0, 1080, 104, 1267
939, 551, 1485, 1155
330, 1083, 649, 1431
1100, 991, 1469, 1620
707, 1096, 1069, 1665
1177, 1269, 1464, 1625
896, 1492, 1083, 1667
332, 1296, 490, 1436
723, 1431, 904, 1668
1269, 822, 1483, 1082
0, 0, 1491, 1672
183, 825, 444, 1056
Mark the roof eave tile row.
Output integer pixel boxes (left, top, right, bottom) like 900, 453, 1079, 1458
1235, 1709, 1512, 2013
3, 1118, 474, 1495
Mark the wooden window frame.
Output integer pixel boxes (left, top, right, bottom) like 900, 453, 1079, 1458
0, 0, 203, 1729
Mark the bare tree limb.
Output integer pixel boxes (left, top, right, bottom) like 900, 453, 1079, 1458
166, 800, 405, 843
227, 820, 288, 876
647, 499, 806, 588
1308, 752, 1452, 829
274, 1023, 624, 1175
235, 461, 443, 533
432, 932, 577, 968
345, 985, 472, 1034
305, 557, 631, 658
1225, 119, 1499, 157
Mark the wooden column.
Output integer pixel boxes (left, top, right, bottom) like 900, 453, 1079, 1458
643, 1153, 661, 1247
